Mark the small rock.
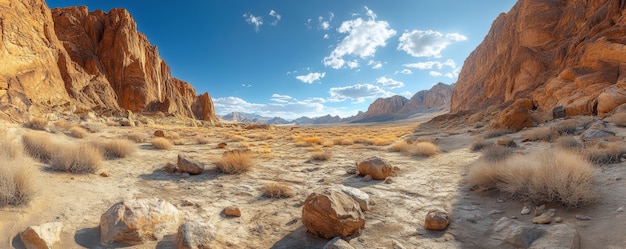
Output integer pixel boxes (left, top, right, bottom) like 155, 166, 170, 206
177, 154, 204, 175
181, 200, 195, 207
322, 237, 354, 249
497, 198, 504, 203
618, 207, 624, 212
20, 222, 63, 249
224, 206, 241, 217
424, 209, 450, 231
164, 163, 178, 174
356, 156, 393, 180
534, 204, 546, 216
617, 177, 623, 181
154, 130, 165, 137
385, 178, 394, 184
181, 172, 190, 178
217, 142, 227, 149
362, 175, 373, 182
510, 216, 518, 219
575, 215, 591, 220
302, 188, 365, 239
99, 172, 109, 177
521, 206, 531, 215
318, 178, 325, 183
177, 221, 218, 249
346, 168, 358, 174
392, 240, 406, 249
554, 217, 563, 223
532, 209, 555, 224
489, 210, 504, 216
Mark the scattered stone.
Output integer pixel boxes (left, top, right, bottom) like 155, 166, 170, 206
575, 215, 591, 220
510, 216, 518, 219
100, 172, 110, 177
346, 168, 358, 174
489, 217, 580, 248
217, 142, 227, 149
100, 198, 180, 245
177, 154, 204, 175
356, 156, 393, 180
362, 175, 373, 182
617, 177, 623, 181
534, 204, 546, 216
555, 217, 563, 223
302, 188, 365, 239
19, 222, 63, 249
180, 200, 195, 207
532, 208, 556, 224
497, 198, 504, 203
488, 209, 504, 216
333, 185, 370, 211
224, 206, 241, 217
322, 237, 355, 249
618, 207, 624, 212
164, 163, 178, 174
154, 130, 165, 137
384, 178, 394, 184
424, 209, 450, 231
181, 172, 190, 178
581, 122, 615, 141
521, 206, 531, 215
177, 221, 218, 249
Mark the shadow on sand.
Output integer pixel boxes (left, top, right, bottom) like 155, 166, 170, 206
269, 226, 328, 249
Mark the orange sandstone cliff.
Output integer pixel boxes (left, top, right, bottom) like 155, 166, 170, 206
451, 0, 626, 118
0, 0, 216, 122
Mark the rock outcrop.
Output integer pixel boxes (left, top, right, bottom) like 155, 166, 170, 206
364, 96, 410, 117
398, 82, 453, 113
451, 0, 626, 118
0, 0, 216, 122
19, 222, 63, 249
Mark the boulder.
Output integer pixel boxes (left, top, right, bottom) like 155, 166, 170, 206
154, 130, 165, 137
224, 206, 241, 217
489, 217, 580, 249
491, 98, 535, 131
424, 209, 450, 231
532, 208, 556, 224
177, 221, 218, 249
100, 198, 180, 245
356, 156, 393, 180
19, 222, 63, 249
217, 142, 227, 149
302, 188, 365, 239
322, 237, 355, 249
332, 185, 370, 211
552, 106, 566, 119
581, 121, 615, 141
177, 154, 204, 175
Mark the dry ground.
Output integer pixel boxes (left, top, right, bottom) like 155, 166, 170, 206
1, 114, 626, 248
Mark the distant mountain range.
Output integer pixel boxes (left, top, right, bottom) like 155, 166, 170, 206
220, 82, 453, 125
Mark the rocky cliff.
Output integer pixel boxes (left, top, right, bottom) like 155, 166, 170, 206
365, 96, 410, 117
364, 82, 452, 118
0, 0, 216, 122
451, 0, 626, 117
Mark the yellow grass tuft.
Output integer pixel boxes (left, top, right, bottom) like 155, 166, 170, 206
407, 141, 440, 157
127, 132, 150, 143
22, 132, 56, 162
470, 138, 494, 152
151, 138, 173, 150
24, 117, 49, 131
585, 142, 626, 165
521, 127, 554, 141
0, 157, 36, 206
165, 131, 181, 140
389, 140, 409, 152
94, 139, 136, 159
554, 119, 578, 135
0, 139, 22, 160
310, 150, 332, 161
214, 150, 254, 174
68, 126, 89, 139
467, 148, 596, 207
195, 135, 210, 144
333, 138, 354, 146
50, 143, 102, 174
53, 119, 71, 130
262, 182, 294, 199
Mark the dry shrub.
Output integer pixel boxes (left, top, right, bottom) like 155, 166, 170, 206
22, 132, 56, 162
554, 119, 578, 135
94, 139, 136, 159
81, 122, 105, 133
68, 126, 88, 138
172, 139, 185, 145
471, 138, 494, 152
333, 138, 354, 146
195, 135, 210, 144
389, 140, 409, 152
606, 113, 626, 127
371, 137, 394, 146
483, 129, 515, 139
480, 146, 513, 162
303, 136, 323, 144
53, 119, 71, 130
214, 150, 254, 174
165, 131, 181, 140
322, 140, 334, 147
151, 138, 173, 150
354, 137, 374, 145
0, 158, 36, 206
467, 148, 596, 207
0, 139, 22, 160
228, 134, 247, 142
262, 182, 294, 199
497, 136, 517, 147
521, 127, 554, 141
556, 136, 581, 150
127, 132, 149, 143
24, 117, 49, 131
310, 150, 332, 161
585, 142, 626, 165
50, 144, 102, 174
408, 141, 440, 157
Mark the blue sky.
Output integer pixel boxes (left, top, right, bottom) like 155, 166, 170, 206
46, 0, 516, 120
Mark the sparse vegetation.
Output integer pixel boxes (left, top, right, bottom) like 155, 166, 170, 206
151, 137, 173, 150
94, 139, 136, 159
68, 126, 88, 138
521, 127, 554, 141
554, 119, 578, 135
127, 132, 149, 143
22, 132, 56, 162
195, 135, 210, 144
480, 145, 513, 162
333, 138, 354, 146
0, 158, 36, 206
172, 139, 185, 145
483, 129, 515, 139
389, 140, 409, 152
25, 117, 49, 131
50, 144, 102, 174
214, 150, 254, 174
471, 138, 494, 152
53, 119, 71, 130
310, 150, 332, 161
0, 139, 22, 159
497, 136, 517, 147
408, 141, 440, 157
556, 136, 581, 150
262, 182, 294, 199
165, 131, 181, 140
467, 148, 596, 207
585, 142, 626, 165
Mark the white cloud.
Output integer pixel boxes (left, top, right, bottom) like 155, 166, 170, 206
397, 69, 413, 75
328, 83, 392, 103
241, 83, 252, 87
404, 59, 460, 78
269, 10, 281, 25
243, 13, 263, 32
428, 71, 443, 77
372, 63, 382, 69
397, 30, 467, 58
296, 72, 326, 84
214, 96, 357, 120
376, 77, 404, 89
400, 91, 413, 98
271, 94, 293, 103
323, 7, 396, 69
323, 34, 329, 39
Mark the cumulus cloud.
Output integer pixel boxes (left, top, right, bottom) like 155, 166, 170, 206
376, 77, 404, 89
214, 96, 325, 119
328, 83, 392, 103
323, 7, 396, 69
243, 13, 263, 32
396, 69, 413, 75
296, 72, 326, 84
271, 94, 293, 103
397, 30, 467, 58
400, 91, 413, 97
404, 59, 460, 78
269, 10, 281, 25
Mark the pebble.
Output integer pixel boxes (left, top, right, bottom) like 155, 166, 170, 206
346, 168, 358, 174
497, 198, 504, 203
488, 209, 504, 216
510, 216, 518, 219
385, 178, 394, 184
521, 206, 531, 215
575, 215, 591, 220
617, 177, 622, 181
555, 217, 563, 223
618, 207, 624, 212
363, 175, 373, 182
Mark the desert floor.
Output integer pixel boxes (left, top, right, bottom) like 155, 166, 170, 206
2, 114, 626, 248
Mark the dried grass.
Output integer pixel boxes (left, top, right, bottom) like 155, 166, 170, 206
214, 150, 254, 174
0, 139, 22, 160
50, 144, 102, 174
555, 136, 582, 150
68, 126, 88, 139
554, 119, 578, 135
22, 132, 55, 162
521, 127, 554, 141
585, 142, 626, 165
262, 182, 294, 199
94, 139, 136, 159
483, 129, 515, 139
24, 117, 49, 131
408, 142, 440, 157
151, 138, 173, 150
127, 132, 149, 143
310, 150, 332, 161
0, 158, 36, 206
333, 138, 354, 146
467, 148, 596, 207
480, 146, 513, 162
470, 138, 494, 152
195, 135, 210, 144
389, 140, 409, 152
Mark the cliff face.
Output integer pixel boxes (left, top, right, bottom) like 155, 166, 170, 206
451, 0, 626, 117
0, 0, 216, 122
399, 82, 453, 113
365, 96, 409, 117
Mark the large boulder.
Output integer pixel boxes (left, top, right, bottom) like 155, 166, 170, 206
19, 222, 63, 249
100, 198, 180, 245
177, 154, 204, 175
332, 185, 370, 211
302, 188, 365, 239
489, 217, 580, 249
356, 156, 393, 180
491, 98, 535, 131
177, 221, 218, 249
